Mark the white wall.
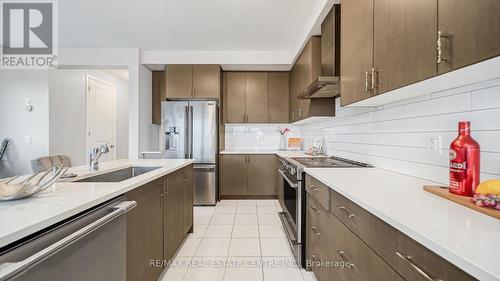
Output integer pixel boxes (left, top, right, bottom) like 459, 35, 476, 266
0, 70, 49, 177
48, 69, 129, 166
225, 124, 301, 150
301, 78, 500, 184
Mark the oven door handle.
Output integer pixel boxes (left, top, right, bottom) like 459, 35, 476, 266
279, 169, 298, 189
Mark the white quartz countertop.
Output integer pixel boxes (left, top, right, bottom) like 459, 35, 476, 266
0, 159, 193, 248
305, 168, 500, 281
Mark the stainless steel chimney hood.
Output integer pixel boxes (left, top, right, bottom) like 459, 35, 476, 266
297, 76, 340, 99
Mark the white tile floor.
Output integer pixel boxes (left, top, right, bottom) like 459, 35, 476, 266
159, 200, 317, 281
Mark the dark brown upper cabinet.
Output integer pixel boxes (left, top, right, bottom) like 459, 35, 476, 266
290, 37, 335, 122
437, 0, 500, 74
373, 0, 437, 95
341, 0, 500, 106
152, 71, 166, 125
166, 64, 221, 99
223, 71, 290, 123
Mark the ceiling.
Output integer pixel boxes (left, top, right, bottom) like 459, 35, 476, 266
58, 0, 333, 70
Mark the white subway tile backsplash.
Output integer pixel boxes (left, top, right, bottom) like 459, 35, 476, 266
300, 78, 500, 183
225, 124, 301, 150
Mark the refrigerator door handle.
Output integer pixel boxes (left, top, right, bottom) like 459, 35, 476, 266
188, 105, 194, 159
184, 105, 189, 159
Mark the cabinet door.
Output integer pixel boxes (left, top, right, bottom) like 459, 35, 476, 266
220, 154, 247, 196
183, 165, 194, 235
374, 0, 437, 94
164, 169, 185, 261
289, 66, 298, 122
193, 65, 220, 98
268, 72, 290, 123
126, 179, 163, 281
166, 65, 193, 99
224, 72, 246, 123
152, 71, 165, 125
247, 155, 276, 196
245, 72, 269, 123
438, 0, 500, 74
341, 0, 374, 106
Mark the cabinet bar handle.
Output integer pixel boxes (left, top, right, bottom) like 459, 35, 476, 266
370, 67, 378, 92
310, 205, 321, 215
365, 70, 371, 92
310, 184, 319, 192
437, 31, 449, 64
337, 250, 355, 268
338, 206, 356, 219
311, 226, 321, 236
396, 252, 442, 281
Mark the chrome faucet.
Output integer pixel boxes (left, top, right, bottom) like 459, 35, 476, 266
89, 144, 110, 171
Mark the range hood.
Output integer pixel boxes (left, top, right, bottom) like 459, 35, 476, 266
297, 76, 340, 99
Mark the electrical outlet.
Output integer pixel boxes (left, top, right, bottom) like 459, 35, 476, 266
428, 134, 442, 155
25, 136, 31, 144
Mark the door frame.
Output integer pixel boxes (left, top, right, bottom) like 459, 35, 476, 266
85, 74, 117, 161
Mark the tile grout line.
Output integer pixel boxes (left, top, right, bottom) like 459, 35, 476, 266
256, 203, 266, 281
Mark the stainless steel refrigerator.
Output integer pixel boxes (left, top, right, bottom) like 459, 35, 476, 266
161, 101, 218, 205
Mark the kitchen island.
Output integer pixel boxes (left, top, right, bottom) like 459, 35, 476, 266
0, 159, 193, 249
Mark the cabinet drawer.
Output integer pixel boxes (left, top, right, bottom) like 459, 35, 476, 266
331, 214, 404, 281
330, 189, 475, 281
305, 174, 331, 210
306, 195, 340, 281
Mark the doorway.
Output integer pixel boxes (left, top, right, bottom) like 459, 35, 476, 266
86, 75, 117, 162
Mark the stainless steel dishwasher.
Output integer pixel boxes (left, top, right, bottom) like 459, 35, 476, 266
0, 196, 136, 281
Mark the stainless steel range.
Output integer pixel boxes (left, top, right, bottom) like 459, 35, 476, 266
277, 156, 372, 268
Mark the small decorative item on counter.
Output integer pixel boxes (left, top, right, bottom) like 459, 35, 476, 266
278, 127, 290, 150
288, 138, 301, 151
449, 121, 480, 197
471, 180, 500, 210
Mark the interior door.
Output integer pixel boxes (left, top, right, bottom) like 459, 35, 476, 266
166, 65, 193, 99
161, 101, 188, 159
190, 101, 217, 163
87, 76, 116, 161
438, 0, 500, 74
224, 72, 246, 123
374, 0, 437, 94
340, 0, 374, 106
193, 65, 220, 98
245, 72, 269, 123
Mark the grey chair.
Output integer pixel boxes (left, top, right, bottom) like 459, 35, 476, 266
31, 155, 72, 173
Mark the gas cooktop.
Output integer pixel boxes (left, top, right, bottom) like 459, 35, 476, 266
291, 156, 372, 168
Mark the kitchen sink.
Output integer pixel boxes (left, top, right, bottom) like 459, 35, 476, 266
75, 166, 161, 183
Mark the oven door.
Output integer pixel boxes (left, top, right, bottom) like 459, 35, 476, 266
278, 169, 302, 263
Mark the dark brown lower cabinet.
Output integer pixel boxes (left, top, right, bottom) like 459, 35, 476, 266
220, 154, 276, 198
126, 165, 194, 281
305, 175, 476, 281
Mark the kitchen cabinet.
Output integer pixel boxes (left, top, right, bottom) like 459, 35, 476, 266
438, 0, 500, 74
373, 0, 437, 94
290, 37, 335, 121
126, 165, 194, 281
245, 72, 269, 123
164, 168, 185, 261
304, 174, 475, 281
341, 0, 500, 106
268, 72, 290, 123
340, 0, 374, 106
247, 154, 275, 196
126, 178, 163, 281
220, 154, 248, 196
220, 154, 276, 197
223, 72, 290, 123
166, 65, 221, 99
152, 71, 165, 125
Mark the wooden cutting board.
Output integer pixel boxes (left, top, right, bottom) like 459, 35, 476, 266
424, 185, 500, 220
